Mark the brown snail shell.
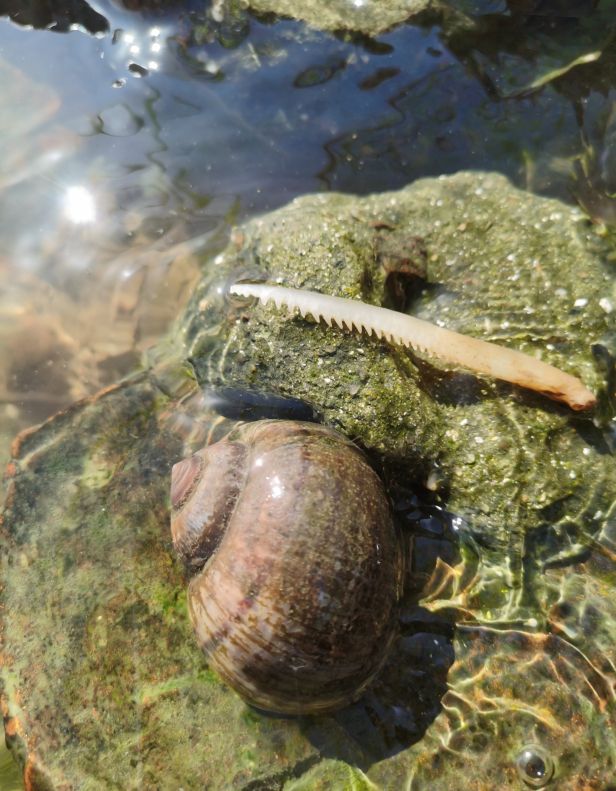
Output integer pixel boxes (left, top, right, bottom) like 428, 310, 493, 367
170, 419, 403, 715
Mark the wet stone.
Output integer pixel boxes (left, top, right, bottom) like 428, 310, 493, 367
239, 0, 462, 36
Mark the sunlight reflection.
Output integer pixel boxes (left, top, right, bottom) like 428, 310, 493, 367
63, 186, 96, 224
112, 26, 166, 82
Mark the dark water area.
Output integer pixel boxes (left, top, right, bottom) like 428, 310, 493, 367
1, 1, 615, 789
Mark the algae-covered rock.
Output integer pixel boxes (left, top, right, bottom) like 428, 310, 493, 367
185, 171, 615, 620
1, 172, 615, 789
244, 0, 437, 35
284, 759, 378, 789
208, 0, 475, 37
1, 378, 323, 789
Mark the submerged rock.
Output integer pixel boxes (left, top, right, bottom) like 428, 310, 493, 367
187, 171, 614, 611
1, 172, 615, 788
198, 0, 477, 38
244, 0, 439, 35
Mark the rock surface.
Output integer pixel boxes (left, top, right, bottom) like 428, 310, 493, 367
245, 0, 438, 35
187, 170, 614, 612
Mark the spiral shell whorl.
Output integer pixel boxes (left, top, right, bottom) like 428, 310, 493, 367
171, 454, 203, 512
171, 439, 247, 571
171, 420, 403, 714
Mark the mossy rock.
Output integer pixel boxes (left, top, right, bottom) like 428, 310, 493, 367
1, 172, 615, 789
209, 0, 476, 37
244, 0, 439, 35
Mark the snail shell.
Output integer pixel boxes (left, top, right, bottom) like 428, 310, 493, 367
170, 419, 403, 715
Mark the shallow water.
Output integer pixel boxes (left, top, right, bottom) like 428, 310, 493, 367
0, 1, 615, 788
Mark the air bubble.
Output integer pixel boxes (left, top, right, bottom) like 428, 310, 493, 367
515, 745, 555, 787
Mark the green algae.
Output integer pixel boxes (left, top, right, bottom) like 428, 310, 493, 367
284, 759, 378, 790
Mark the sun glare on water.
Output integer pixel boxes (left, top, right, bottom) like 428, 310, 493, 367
63, 185, 96, 224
